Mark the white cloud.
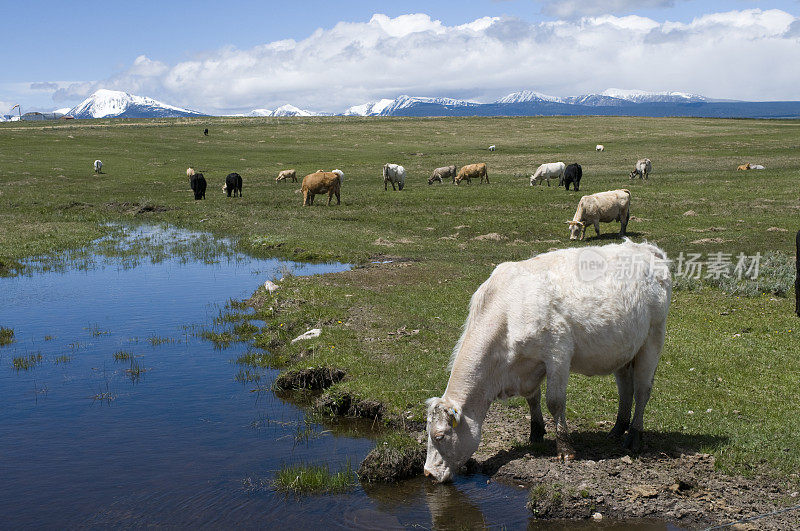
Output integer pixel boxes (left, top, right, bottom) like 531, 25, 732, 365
539, 0, 676, 19
49, 10, 800, 113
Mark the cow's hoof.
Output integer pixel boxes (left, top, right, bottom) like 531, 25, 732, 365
623, 428, 642, 453
530, 424, 546, 444
608, 423, 628, 440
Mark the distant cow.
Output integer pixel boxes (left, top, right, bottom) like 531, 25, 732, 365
383, 163, 406, 191
204, 128, 209, 136
302, 171, 341, 206
563, 163, 582, 191
750, 164, 765, 170
455, 163, 488, 185
429, 165, 457, 185
596, 144, 604, 152
94, 160, 102, 173
629, 159, 652, 180
190, 172, 207, 200
737, 163, 751, 171
276, 169, 297, 182
530, 162, 565, 187
488, 145, 496, 151
567, 189, 631, 240
223, 173, 243, 197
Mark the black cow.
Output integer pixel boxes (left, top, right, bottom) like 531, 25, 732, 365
204, 128, 209, 136
190, 172, 207, 200
564, 163, 582, 191
224, 172, 243, 197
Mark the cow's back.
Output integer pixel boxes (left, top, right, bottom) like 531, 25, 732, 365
480, 242, 669, 375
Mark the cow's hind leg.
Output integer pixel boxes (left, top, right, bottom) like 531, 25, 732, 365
545, 361, 574, 460
609, 361, 634, 439
625, 325, 666, 452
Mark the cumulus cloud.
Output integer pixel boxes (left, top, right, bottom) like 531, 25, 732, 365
539, 0, 675, 19
57, 10, 800, 113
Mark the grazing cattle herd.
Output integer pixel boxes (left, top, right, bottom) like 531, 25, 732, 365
90, 134, 775, 486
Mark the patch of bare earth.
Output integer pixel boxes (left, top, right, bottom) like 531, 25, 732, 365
471, 403, 799, 528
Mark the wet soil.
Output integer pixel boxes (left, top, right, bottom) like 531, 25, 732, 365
471, 403, 800, 529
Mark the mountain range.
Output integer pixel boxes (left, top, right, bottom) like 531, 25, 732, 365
6, 89, 800, 121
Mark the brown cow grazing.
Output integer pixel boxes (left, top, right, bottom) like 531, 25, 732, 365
567, 189, 631, 240
276, 169, 297, 182
737, 163, 751, 171
454, 163, 489, 185
301, 171, 341, 206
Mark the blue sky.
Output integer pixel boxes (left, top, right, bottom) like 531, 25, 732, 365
2, 0, 799, 113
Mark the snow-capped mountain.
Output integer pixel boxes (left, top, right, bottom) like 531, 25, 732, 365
495, 90, 562, 104
600, 88, 707, 103
53, 107, 72, 115
68, 89, 205, 119
344, 95, 478, 116
492, 88, 708, 107
246, 104, 316, 117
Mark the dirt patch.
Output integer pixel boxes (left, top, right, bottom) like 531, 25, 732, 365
472, 233, 507, 241
358, 443, 425, 483
469, 403, 799, 528
690, 238, 731, 244
767, 227, 789, 232
373, 238, 394, 247
683, 210, 698, 216
273, 367, 346, 391
104, 201, 170, 215
316, 392, 385, 421
687, 227, 726, 232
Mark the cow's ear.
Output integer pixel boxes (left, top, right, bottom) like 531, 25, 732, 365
446, 406, 461, 428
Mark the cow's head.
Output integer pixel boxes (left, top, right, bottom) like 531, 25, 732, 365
424, 397, 479, 483
566, 220, 585, 240
398, 181, 405, 191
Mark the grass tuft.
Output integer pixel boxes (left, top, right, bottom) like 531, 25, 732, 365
0, 327, 15, 347
273, 461, 356, 494
12, 352, 43, 370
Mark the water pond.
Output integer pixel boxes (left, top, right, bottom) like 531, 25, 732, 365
0, 226, 675, 529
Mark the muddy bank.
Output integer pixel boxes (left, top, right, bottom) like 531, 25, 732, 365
472, 403, 800, 529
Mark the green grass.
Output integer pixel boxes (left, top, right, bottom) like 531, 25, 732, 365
147, 336, 174, 346
1, 115, 799, 483
113, 350, 133, 361
0, 327, 14, 346
273, 461, 356, 494
12, 353, 43, 370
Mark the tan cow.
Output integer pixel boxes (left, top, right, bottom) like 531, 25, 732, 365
737, 163, 751, 171
301, 171, 341, 206
567, 189, 631, 240
276, 169, 297, 182
454, 163, 488, 185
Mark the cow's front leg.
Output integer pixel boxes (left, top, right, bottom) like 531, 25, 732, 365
526, 390, 545, 443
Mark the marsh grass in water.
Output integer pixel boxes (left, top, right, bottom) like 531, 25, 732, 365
273, 461, 356, 494
0, 327, 15, 346
234, 368, 262, 383
125, 358, 147, 383
54, 355, 72, 364
113, 350, 133, 361
201, 329, 234, 349
12, 352, 43, 370
148, 336, 174, 346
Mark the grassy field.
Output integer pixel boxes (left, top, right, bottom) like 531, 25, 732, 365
1, 115, 799, 482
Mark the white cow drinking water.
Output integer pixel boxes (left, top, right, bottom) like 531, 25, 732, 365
424, 240, 671, 482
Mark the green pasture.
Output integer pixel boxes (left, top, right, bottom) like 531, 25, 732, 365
1, 115, 798, 480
